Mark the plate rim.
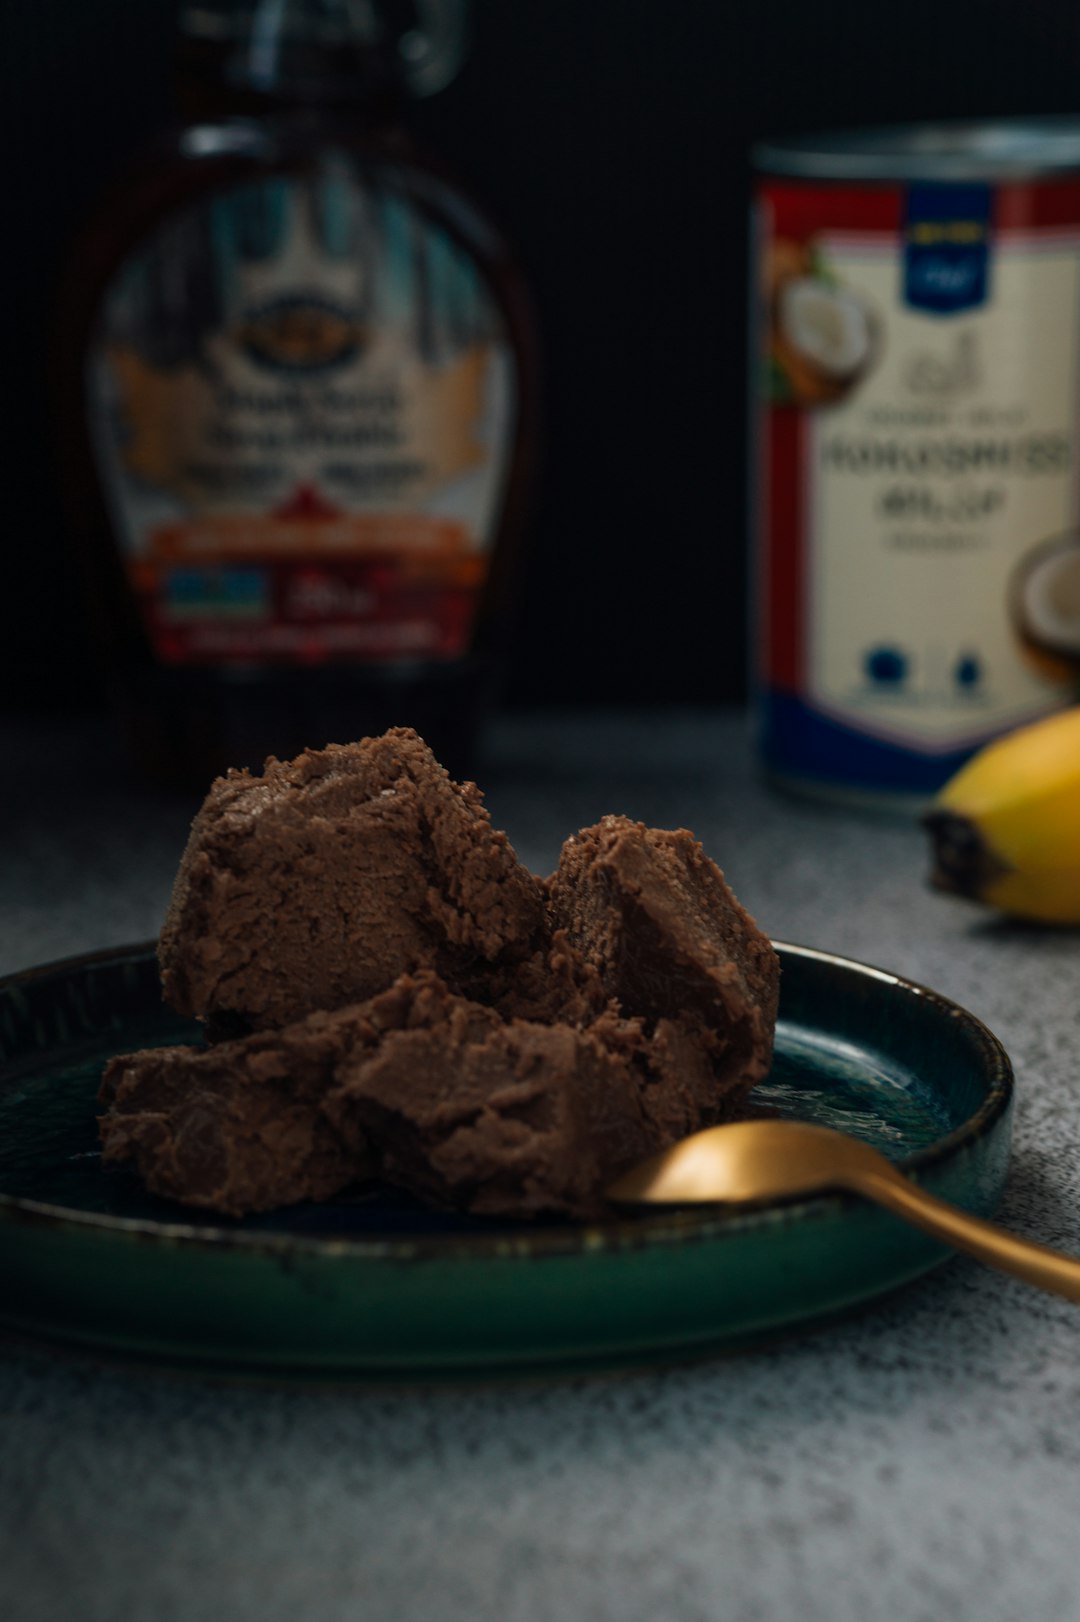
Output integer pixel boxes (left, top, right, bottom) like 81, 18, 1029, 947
0, 939, 1014, 1263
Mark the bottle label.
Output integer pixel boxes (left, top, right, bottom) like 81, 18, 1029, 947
756, 177, 1080, 794
88, 161, 517, 666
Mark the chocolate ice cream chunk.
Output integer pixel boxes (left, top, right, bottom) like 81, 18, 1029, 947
98, 973, 468, 1216
101, 970, 662, 1221
480, 929, 610, 1027
548, 816, 780, 1108
99, 1006, 382, 1217
158, 728, 547, 1035
586, 1007, 755, 1140
326, 976, 657, 1219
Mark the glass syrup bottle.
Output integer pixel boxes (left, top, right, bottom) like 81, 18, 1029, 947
58, 0, 537, 783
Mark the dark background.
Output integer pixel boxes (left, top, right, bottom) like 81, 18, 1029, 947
6, 0, 1080, 719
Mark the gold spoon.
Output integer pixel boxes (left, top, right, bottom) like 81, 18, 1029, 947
607, 1118, 1080, 1303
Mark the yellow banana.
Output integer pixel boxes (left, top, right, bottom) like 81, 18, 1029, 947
923, 705, 1080, 923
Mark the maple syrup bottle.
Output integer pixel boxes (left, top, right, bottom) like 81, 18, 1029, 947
60, 0, 536, 783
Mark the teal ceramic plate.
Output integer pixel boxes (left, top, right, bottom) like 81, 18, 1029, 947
0, 942, 1012, 1381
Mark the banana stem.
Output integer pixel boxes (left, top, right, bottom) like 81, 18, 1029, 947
922, 810, 1012, 899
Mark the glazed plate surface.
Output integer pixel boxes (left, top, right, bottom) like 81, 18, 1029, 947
0, 942, 1013, 1380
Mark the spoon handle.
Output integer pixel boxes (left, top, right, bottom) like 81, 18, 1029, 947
852, 1163, 1080, 1303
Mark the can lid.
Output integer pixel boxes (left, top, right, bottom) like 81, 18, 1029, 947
753, 117, 1080, 181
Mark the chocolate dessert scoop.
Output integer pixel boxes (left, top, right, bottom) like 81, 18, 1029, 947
159, 728, 546, 1035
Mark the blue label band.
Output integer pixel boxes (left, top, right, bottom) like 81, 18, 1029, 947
760, 689, 983, 795
903, 184, 992, 315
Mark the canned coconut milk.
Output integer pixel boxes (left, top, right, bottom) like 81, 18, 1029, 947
752, 120, 1080, 805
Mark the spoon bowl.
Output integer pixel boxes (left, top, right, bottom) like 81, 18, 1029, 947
608, 1118, 883, 1207
608, 1117, 1080, 1305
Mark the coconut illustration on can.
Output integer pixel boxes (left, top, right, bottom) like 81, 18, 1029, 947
766, 238, 877, 407
1011, 532, 1080, 684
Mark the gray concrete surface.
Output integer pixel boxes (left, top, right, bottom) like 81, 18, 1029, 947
2, 709, 1079, 1622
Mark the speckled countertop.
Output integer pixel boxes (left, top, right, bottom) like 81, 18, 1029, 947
2, 709, 1079, 1622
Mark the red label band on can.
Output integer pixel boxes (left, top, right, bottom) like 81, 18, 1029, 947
752, 121, 1080, 805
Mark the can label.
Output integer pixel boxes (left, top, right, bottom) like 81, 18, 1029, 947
756, 177, 1080, 795
88, 160, 516, 667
